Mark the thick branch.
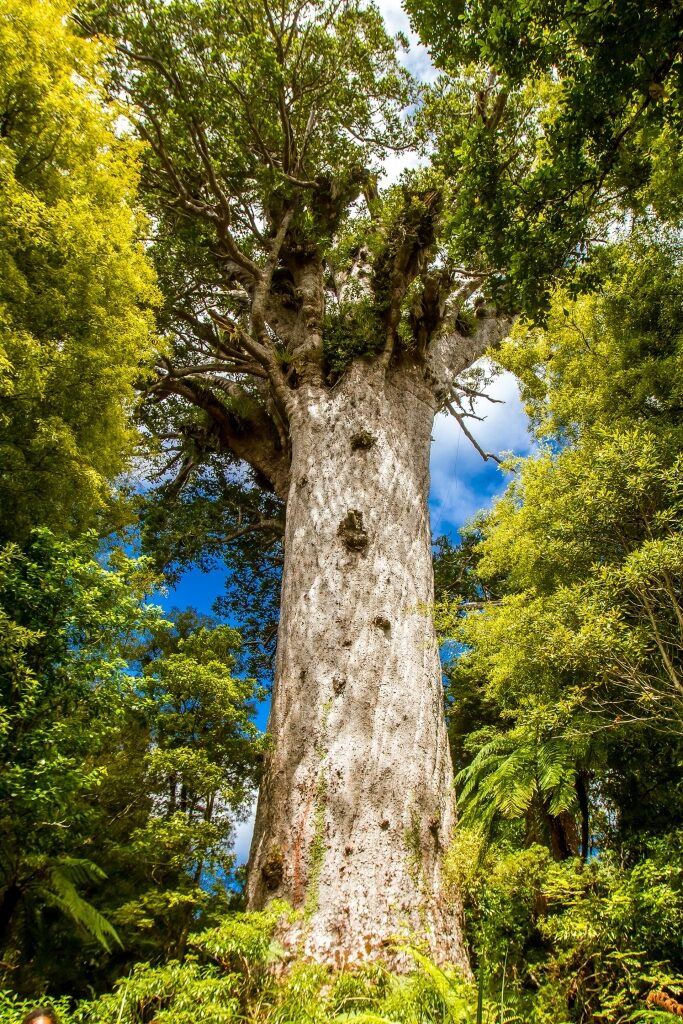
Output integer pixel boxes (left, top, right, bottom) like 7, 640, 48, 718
426, 311, 513, 397
149, 375, 291, 499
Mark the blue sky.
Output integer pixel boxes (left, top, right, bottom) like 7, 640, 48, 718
158, 2, 535, 862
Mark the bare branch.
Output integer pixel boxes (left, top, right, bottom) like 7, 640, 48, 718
445, 400, 503, 465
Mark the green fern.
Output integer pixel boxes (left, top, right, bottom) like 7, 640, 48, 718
457, 731, 579, 827
394, 946, 474, 1024
38, 857, 121, 952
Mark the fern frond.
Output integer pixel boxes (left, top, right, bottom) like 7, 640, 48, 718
40, 862, 121, 952
51, 856, 107, 886
395, 946, 471, 1023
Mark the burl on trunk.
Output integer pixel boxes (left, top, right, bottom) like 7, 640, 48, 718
247, 362, 468, 969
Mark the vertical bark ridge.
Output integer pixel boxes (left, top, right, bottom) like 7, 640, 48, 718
247, 360, 467, 970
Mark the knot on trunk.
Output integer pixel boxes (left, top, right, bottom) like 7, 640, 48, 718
373, 615, 391, 632
350, 430, 376, 451
337, 509, 368, 553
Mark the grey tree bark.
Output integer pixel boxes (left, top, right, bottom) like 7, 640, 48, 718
247, 359, 469, 970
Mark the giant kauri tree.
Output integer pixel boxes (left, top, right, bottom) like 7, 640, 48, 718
81, 0, 529, 967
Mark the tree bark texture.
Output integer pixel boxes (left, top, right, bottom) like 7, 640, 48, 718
247, 360, 468, 970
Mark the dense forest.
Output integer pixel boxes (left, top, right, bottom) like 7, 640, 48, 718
0, 0, 681, 1021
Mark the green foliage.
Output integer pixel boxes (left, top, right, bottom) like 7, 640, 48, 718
0, 530, 155, 989
407, 0, 683, 312
499, 234, 683, 443
82, 959, 241, 1024
458, 734, 579, 829
323, 297, 384, 377
0, 532, 264, 997
73, 924, 478, 1024
83, 0, 414, 368
139, 462, 284, 679
0, 992, 76, 1024
84, 611, 266, 983
0, 0, 157, 543
446, 832, 683, 1024
396, 946, 475, 1024
40, 858, 121, 954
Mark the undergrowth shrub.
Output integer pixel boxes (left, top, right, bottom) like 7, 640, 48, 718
81, 959, 240, 1024
4, 840, 682, 1024
64, 909, 479, 1024
447, 827, 683, 1023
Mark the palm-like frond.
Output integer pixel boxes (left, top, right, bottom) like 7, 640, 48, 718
457, 733, 578, 827
37, 857, 121, 952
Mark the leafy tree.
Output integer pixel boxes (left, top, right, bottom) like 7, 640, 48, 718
0, 0, 157, 544
102, 616, 265, 971
0, 0, 269, 1002
68, 0, 682, 966
407, 0, 683, 312
0, 533, 263, 997
442, 234, 683, 862
0, 531, 157, 989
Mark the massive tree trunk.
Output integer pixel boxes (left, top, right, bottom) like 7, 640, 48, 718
247, 360, 468, 970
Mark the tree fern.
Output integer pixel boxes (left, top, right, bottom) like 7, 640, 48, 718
37, 857, 121, 952
457, 730, 579, 831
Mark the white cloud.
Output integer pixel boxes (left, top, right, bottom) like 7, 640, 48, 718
376, 0, 411, 35
233, 801, 256, 866
375, 0, 436, 81
429, 365, 533, 535
433, 368, 532, 461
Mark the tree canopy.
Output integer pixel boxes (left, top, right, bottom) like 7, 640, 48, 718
0, 0, 157, 543
408, 0, 683, 311
74, 0, 519, 519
